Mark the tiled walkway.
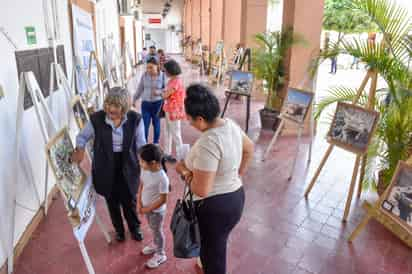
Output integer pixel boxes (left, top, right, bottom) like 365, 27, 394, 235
13, 60, 412, 274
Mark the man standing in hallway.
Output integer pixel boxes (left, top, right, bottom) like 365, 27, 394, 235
145, 45, 159, 63
71, 87, 146, 242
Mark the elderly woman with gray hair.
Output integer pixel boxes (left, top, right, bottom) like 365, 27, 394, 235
71, 87, 146, 242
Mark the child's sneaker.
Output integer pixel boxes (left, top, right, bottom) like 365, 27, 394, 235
141, 244, 157, 255
146, 253, 167, 268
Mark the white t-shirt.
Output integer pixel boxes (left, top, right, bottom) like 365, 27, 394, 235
141, 169, 170, 212
185, 118, 244, 200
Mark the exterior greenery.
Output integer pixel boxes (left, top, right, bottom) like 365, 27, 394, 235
314, 0, 412, 190
323, 0, 377, 34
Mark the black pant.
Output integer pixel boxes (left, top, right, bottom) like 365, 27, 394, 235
330, 57, 337, 73
195, 187, 245, 274
105, 153, 140, 236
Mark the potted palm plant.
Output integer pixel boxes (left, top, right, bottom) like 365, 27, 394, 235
370, 91, 412, 194
252, 29, 304, 130
313, 0, 412, 194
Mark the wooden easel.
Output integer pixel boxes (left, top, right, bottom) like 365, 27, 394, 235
208, 42, 226, 85
200, 45, 209, 76
304, 69, 378, 222
224, 48, 252, 100
348, 157, 412, 247
262, 90, 315, 181
238, 48, 251, 72
87, 51, 107, 108
10, 72, 59, 274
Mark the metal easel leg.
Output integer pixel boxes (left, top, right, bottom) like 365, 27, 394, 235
262, 120, 285, 161
95, 212, 112, 244
288, 126, 303, 181
78, 241, 96, 274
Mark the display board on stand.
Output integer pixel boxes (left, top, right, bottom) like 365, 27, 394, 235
262, 87, 315, 181
102, 39, 124, 88
123, 42, 136, 78
71, 95, 90, 130
10, 71, 111, 274
71, 4, 98, 94
87, 51, 107, 109
10, 72, 59, 274
50, 62, 76, 128
349, 159, 412, 248
208, 41, 226, 85
221, 70, 254, 133
45, 127, 112, 274
304, 69, 380, 222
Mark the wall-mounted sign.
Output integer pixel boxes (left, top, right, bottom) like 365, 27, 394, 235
149, 18, 161, 24
25, 26, 37, 45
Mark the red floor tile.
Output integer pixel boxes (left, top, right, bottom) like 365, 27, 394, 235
12, 58, 412, 274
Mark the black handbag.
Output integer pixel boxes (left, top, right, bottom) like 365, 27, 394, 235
170, 186, 201, 258
157, 72, 166, 119
157, 102, 166, 118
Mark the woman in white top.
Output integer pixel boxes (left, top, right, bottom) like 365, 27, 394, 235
176, 84, 254, 274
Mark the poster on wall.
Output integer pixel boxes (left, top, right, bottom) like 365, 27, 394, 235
71, 4, 97, 94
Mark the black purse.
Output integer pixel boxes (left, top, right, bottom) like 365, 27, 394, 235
170, 185, 201, 258
157, 72, 166, 119
157, 102, 166, 118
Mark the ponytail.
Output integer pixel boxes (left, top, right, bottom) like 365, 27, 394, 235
161, 156, 172, 192
161, 157, 168, 173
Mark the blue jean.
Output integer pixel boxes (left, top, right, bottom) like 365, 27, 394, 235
141, 100, 163, 144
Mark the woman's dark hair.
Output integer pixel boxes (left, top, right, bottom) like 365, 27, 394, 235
138, 144, 167, 173
163, 59, 182, 76
146, 57, 159, 66
185, 84, 220, 123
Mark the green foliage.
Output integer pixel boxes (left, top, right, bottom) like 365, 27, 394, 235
252, 29, 305, 110
323, 0, 377, 33
374, 92, 412, 185
314, 0, 412, 190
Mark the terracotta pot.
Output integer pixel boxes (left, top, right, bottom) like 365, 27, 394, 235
259, 108, 281, 131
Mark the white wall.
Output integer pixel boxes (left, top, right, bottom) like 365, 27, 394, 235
142, 0, 183, 54
0, 0, 74, 268
267, 0, 283, 32
135, 20, 143, 60
95, 0, 121, 62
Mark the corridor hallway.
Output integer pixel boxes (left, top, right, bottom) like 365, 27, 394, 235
12, 59, 412, 274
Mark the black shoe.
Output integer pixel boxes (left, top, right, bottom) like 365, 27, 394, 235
116, 233, 125, 242
131, 228, 144, 241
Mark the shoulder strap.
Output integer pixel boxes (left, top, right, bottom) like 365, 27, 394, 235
161, 72, 166, 89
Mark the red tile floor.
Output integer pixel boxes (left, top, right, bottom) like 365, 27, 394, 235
13, 60, 412, 274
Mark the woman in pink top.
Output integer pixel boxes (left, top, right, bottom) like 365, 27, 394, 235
162, 59, 185, 161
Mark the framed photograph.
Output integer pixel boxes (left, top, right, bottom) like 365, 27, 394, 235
46, 127, 87, 209
327, 102, 379, 155
210, 66, 219, 79
228, 70, 254, 95
280, 88, 314, 124
380, 161, 412, 234
71, 95, 89, 130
